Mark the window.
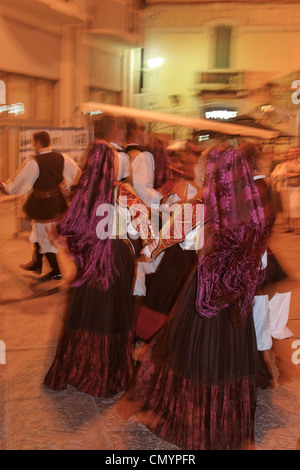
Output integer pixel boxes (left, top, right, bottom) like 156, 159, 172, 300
132, 48, 144, 95
215, 26, 232, 69
0, 80, 5, 104
0, 72, 57, 123
89, 87, 121, 105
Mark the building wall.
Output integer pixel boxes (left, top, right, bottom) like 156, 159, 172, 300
0, 15, 61, 80
143, 30, 209, 111
1, 0, 300, 171
141, 2, 300, 129
237, 30, 300, 72
0, 1, 142, 128
0, 0, 144, 179
89, 44, 123, 92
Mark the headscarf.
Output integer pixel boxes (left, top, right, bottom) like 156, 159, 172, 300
57, 140, 118, 290
195, 146, 268, 319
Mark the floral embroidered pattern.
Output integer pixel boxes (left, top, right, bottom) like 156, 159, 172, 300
196, 147, 267, 318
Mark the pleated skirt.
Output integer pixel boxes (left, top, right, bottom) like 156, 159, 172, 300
136, 245, 197, 341
44, 239, 136, 398
118, 267, 258, 450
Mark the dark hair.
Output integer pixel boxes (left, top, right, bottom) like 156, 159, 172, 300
93, 113, 116, 140
115, 115, 127, 130
239, 142, 259, 172
125, 117, 144, 140
33, 131, 50, 148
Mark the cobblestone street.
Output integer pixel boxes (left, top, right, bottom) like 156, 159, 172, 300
1, 196, 300, 451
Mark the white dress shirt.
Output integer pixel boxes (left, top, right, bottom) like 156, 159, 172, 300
4, 150, 80, 196
4, 149, 81, 254
127, 144, 163, 208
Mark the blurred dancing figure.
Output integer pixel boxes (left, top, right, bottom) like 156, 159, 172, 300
0, 131, 81, 281
124, 118, 166, 315
125, 118, 164, 208
241, 142, 293, 389
135, 141, 205, 342
284, 148, 300, 234
44, 140, 151, 397
118, 147, 268, 450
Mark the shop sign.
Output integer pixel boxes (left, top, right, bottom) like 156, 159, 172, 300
0, 79, 24, 115
0, 102, 25, 116
205, 109, 238, 120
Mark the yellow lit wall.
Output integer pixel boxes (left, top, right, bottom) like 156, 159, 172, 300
147, 32, 209, 110
143, 3, 300, 120
237, 32, 300, 72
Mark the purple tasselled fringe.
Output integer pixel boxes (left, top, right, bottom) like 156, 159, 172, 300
196, 222, 267, 318
57, 141, 118, 290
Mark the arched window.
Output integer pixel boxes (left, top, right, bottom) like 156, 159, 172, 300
215, 25, 232, 69
0, 80, 6, 105
0, 340, 6, 365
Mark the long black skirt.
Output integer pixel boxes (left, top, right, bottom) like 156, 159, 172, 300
136, 245, 197, 341
44, 239, 136, 398
261, 248, 287, 288
118, 266, 258, 450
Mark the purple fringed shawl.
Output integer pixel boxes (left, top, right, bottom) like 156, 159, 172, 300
196, 147, 268, 318
57, 141, 118, 289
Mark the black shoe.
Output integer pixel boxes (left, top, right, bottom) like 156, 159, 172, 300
20, 243, 43, 274
38, 271, 62, 282
20, 262, 42, 274
39, 253, 62, 282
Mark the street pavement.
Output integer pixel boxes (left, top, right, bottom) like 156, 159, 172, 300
1, 196, 300, 451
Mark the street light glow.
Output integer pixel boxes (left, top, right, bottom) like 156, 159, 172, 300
147, 57, 164, 69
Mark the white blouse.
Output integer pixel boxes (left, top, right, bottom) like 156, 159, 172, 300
4, 151, 81, 196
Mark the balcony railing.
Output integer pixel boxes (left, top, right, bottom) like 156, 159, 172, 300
194, 70, 277, 98
194, 70, 245, 91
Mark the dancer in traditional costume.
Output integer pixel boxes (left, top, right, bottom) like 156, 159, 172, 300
0, 131, 81, 281
124, 119, 172, 318
240, 141, 292, 389
44, 141, 151, 398
117, 146, 268, 450
135, 142, 205, 341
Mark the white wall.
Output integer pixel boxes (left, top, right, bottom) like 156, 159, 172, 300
145, 31, 209, 110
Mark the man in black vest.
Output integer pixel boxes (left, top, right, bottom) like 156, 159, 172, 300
0, 131, 81, 281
